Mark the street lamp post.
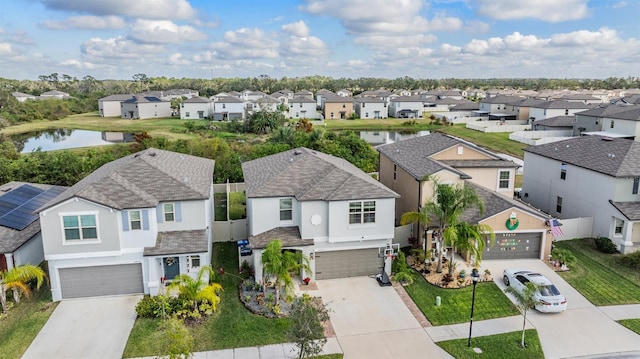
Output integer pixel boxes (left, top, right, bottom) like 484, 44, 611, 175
467, 268, 480, 348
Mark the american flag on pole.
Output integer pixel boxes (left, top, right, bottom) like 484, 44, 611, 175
550, 218, 563, 237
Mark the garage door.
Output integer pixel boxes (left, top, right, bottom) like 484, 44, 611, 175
483, 232, 542, 260
315, 248, 383, 280
59, 264, 144, 299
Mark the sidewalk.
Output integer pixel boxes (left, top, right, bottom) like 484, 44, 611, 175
424, 315, 533, 342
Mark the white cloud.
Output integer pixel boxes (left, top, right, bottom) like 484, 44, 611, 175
0, 42, 13, 55
463, 37, 504, 55
42, 16, 125, 30
81, 36, 167, 59
129, 20, 207, 44
551, 27, 620, 46
281, 21, 310, 37
353, 34, 437, 49
39, 0, 196, 20
504, 32, 548, 49
206, 28, 279, 60
60, 59, 97, 69
440, 43, 461, 54
475, 0, 589, 22
168, 53, 191, 65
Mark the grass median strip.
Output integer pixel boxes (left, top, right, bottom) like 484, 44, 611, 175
438, 329, 544, 359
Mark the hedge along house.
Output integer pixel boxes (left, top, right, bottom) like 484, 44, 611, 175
242, 147, 399, 282
378, 133, 552, 261
37, 148, 215, 301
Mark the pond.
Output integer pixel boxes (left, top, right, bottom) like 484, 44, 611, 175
13, 129, 136, 153
357, 130, 431, 146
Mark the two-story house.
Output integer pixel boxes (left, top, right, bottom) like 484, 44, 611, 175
378, 133, 551, 260
242, 147, 399, 281
354, 97, 388, 119
478, 95, 522, 120
180, 96, 212, 120
212, 96, 245, 121
37, 148, 215, 301
99, 94, 135, 117
288, 97, 320, 119
121, 95, 172, 119
573, 104, 640, 139
323, 95, 355, 120
522, 136, 640, 253
389, 95, 424, 118
528, 100, 593, 122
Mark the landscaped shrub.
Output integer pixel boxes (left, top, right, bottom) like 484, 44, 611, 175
135, 295, 172, 318
620, 251, 640, 270
594, 237, 618, 254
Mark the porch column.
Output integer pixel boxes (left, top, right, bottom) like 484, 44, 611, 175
621, 221, 634, 252
5, 253, 14, 270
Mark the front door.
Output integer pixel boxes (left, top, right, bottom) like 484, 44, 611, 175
163, 257, 180, 280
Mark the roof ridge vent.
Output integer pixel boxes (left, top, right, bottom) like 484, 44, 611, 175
293, 149, 303, 155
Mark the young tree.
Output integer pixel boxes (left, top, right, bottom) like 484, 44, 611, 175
167, 265, 223, 312
287, 294, 330, 359
261, 239, 311, 307
0, 264, 47, 312
505, 282, 540, 348
155, 316, 194, 359
447, 221, 495, 276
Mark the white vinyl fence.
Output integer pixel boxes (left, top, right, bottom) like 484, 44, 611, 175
393, 224, 413, 248
552, 217, 593, 241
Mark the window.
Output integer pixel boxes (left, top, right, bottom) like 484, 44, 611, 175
393, 164, 397, 180
365, 112, 369, 117
187, 255, 201, 270
611, 120, 615, 129
556, 196, 563, 213
560, 163, 567, 180
185, 112, 190, 117
330, 112, 334, 118
342, 103, 346, 108
457, 146, 463, 155
362, 103, 366, 107
349, 201, 376, 224
615, 218, 624, 235
634, 177, 640, 194
164, 203, 175, 222
222, 103, 226, 109
565, 109, 569, 115
63, 214, 98, 241
130, 210, 142, 230
280, 198, 292, 221
498, 170, 510, 189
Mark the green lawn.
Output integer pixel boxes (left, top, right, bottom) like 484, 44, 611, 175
404, 272, 519, 326
123, 242, 292, 358
439, 124, 527, 158
554, 239, 640, 305
0, 286, 58, 359
213, 192, 228, 221
438, 329, 544, 359
618, 319, 640, 335
213, 192, 246, 221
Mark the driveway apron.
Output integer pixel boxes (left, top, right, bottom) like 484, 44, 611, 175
315, 276, 453, 359
22, 295, 140, 359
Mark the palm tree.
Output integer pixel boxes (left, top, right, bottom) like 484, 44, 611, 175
0, 264, 47, 313
261, 239, 311, 307
505, 282, 540, 348
402, 178, 484, 273
447, 221, 495, 276
168, 265, 223, 312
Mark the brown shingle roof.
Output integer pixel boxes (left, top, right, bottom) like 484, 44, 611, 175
248, 226, 314, 249
143, 229, 208, 256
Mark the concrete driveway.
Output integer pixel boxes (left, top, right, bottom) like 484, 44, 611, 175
315, 276, 453, 359
22, 295, 140, 359
483, 259, 640, 359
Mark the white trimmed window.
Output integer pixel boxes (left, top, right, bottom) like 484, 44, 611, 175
63, 214, 98, 241
614, 218, 624, 235
187, 255, 201, 270
349, 200, 376, 224
130, 210, 142, 230
498, 170, 510, 189
280, 198, 292, 221
163, 203, 175, 222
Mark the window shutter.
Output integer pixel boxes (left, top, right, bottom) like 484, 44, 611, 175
142, 209, 149, 230
175, 202, 182, 222
121, 211, 129, 231
156, 204, 163, 223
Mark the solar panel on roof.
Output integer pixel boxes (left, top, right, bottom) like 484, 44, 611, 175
0, 184, 65, 231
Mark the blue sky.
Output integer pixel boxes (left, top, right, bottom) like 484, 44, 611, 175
0, 0, 638, 80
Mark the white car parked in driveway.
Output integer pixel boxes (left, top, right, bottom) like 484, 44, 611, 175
503, 268, 567, 313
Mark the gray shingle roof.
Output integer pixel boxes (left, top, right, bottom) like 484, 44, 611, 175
524, 136, 640, 177
215, 96, 243, 103
39, 148, 215, 211
575, 104, 636, 117
533, 100, 593, 110
377, 133, 515, 180
289, 97, 316, 104
355, 97, 386, 104
515, 98, 547, 107
143, 229, 208, 256
480, 95, 522, 105
440, 159, 520, 169
99, 94, 135, 101
610, 200, 640, 221
449, 102, 480, 111
460, 182, 549, 224
0, 182, 67, 253
242, 147, 398, 201
390, 95, 423, 102
532, 115, 574, 127
182, 96, 211, 103
248, 226, 314, 249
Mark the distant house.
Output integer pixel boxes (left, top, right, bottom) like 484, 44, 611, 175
316, 89, 334, 108
120, 95, 172, 119
336, 89, 353, 97
37, 148, 215, 300
528, 100, 593, 122
573, 104, 640, 139
180, 96, 212, 120
288, 97, 320, 119
252, 95, 280, 112
354, 97, 388, 119
532, 115, 575, 131
40, 90, 70, 100
0, 182, 66, 271
12, 92, 37, 102
212, 96, 245, 121
99, 94, 135, 117
478, 95, 521, 120
323, 95, 354, 119
522, 136, 640, 253
294, 89, 314, 99
389, 95, 424, 118
514, 98, 547, 122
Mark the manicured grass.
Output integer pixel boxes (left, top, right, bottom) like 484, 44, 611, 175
404, 272, 519, 326
123, 242, 292, 358
618, 319, 640, 334
323, 118, 434, 131
439, 124, 527, 158
555, 239, 640, 305
214, 192, 228, 221
0, 285, 58, 359
229, 192, 246, 220
438, 329, 544, 359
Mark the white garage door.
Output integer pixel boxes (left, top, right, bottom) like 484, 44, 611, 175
59, 264, 144, 299
315, 248, 383, 280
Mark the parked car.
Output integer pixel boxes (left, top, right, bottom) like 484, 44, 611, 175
503, 268, 567, 313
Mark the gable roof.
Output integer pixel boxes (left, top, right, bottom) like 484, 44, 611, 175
289, 97, 316, 104
532, 100, 593, 110
39, 148, 214, 212
533, 115, 574, 127
123, 96, 164, 104
461, 182, 549, 224
524, 136, 640, 177
575, 104, 637, 118
242, 147, 398, 201
390, 95, 423, 103
182, 96, 211, 103
99, 94, 136, 102
377, 133, 514, 180
480, 95, 522, 105
0, 182, 67, 253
